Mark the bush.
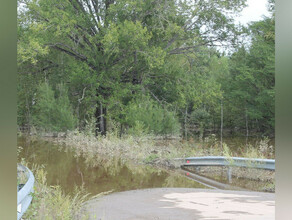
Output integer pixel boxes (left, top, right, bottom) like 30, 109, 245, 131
32, 82, 77, 132
22, 164, 89, 220
125, 96, 180, 136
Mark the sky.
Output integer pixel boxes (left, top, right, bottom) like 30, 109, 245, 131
235, 0, 270, 25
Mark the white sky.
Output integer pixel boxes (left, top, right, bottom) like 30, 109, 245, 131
235, 0, 270, 25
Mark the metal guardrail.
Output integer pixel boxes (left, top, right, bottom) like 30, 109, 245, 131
181, 156, 275, 170
17, 164, 35, 220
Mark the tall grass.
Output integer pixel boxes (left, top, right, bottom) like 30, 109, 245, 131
54, 131, 203, 167
20, 163, 90, 220
53, 131, 274, 168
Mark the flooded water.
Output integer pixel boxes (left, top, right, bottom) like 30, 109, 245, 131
17, 136, 207, 196
222, 136, 275, 158
183, 166, 275, 192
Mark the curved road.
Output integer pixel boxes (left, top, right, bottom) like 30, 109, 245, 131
85, 188, 274, 220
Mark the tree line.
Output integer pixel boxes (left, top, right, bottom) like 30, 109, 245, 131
17, 0, 275, 138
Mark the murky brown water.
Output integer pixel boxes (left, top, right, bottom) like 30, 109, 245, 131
17, 136, 207, 196
183, 166, 275, 192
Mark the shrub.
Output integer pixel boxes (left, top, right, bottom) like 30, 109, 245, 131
125, 96, 180, 136
22, 164, 89, 220
32, 82, 77, 132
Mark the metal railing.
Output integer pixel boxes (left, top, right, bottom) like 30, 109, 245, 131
176, 156, 275, 184
182, 156, 275, 170
17, 164, 35, 220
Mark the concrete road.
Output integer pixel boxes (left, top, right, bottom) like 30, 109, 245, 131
85, 188, 275, 220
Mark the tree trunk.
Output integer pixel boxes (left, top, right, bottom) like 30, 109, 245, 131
184, 106, 188, 139
220, 99, 223, 150
132, 50, 140, 88
25, 95, 31, 129
95, 101, 107, 136
245, 106, 249, 146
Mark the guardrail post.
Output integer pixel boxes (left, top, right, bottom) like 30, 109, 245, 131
227, 167, 232, 183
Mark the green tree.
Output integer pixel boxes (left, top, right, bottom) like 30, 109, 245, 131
18, 0, 247, 135
33, 82, 77, 132
125, 96, 180, 136
221, 14, 275, 136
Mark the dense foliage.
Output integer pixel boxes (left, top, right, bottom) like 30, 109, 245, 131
17, 0, 274, 137
32, 83, 77, 132
125, 96, 180, 136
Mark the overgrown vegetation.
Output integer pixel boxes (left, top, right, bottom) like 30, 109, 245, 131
17, 0, 275, 138
49, 131, 274, 192
32, 83, 77, 132
52, 131, 274, 169
18, 147, 89, 220
125, 96, 180, 136
19, 161, 90, 220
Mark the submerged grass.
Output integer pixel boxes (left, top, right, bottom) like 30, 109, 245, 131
17, 132, 275, 219
52, 131, 274, 166
51, 131, 275, 192
52, 131, 205, 167
31, 131, 275, 192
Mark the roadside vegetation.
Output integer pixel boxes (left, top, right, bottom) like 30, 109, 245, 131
17, 146, 92, 220
19, 160, 90, 220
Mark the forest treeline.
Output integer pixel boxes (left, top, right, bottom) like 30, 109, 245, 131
17, 0, 275, 138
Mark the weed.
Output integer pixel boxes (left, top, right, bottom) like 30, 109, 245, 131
144, 153, 159, 163
21, 164, 90, 220
222, 144, 234, 166
258, 137, 274, 158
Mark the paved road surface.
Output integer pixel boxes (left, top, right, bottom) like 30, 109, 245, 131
85, 188, 274, 220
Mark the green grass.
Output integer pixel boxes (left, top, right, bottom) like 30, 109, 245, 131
21, 163, 90, 220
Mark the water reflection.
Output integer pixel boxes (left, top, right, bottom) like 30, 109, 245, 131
18, 136, 207, 196
183, 166, 275, 192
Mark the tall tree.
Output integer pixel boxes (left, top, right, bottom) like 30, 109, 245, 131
18, 0, 247, 135
221, 13, 275, 135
